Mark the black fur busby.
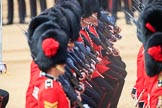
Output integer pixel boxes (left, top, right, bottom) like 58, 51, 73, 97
30, 2, 82, 42
59, 0, 82, 41
55, 0, 91, 17
28, 21, 69, 72
137, 1, 162, 45
44, 6, 71, 36
59, 0, 82, 20
90, 0, 101, 18
92, 0, 100, 13
81, 0, 101, 18
81, 0, 93, 18
27, 16, 58, 41
59, 7, 80, 42
145, 32, 162, 77
55, 0, 102, 18
98, 0, 108, 10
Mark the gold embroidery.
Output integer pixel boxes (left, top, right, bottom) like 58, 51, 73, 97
44, 101, 58, 108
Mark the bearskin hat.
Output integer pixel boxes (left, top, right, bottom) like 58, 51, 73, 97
27, 16, 57, 41
59, 0, 82, 41
28, 21, 69, 72
145, 32, 162, 77
59, 0, 82, 20
55, 0, 101, 18
98, 0, 108, 10
45, 6, 71, 36
137, 1, 162, 45
59, 7, 81, 41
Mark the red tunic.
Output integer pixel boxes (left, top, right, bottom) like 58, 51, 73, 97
133, 46, 149, 106
26, 72, 70, 108
26, 61, 41, 107
26, 61, 70, 108
133, 46, 162, 107
134, 46, 144, 96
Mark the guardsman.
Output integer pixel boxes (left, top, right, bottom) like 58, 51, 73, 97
133, 0, 162, 107
26, 22, 70, 107
26, 1, 84, 107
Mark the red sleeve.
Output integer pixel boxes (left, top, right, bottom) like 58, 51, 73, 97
134, 46, 146, 98
26, 60, 41, 106
30, 61, 41, 84
31, 60, 40, 73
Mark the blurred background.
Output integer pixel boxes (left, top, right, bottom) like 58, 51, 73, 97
1, 0, 141, 107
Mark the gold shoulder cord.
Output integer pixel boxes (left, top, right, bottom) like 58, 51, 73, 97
157, 73, 162, 108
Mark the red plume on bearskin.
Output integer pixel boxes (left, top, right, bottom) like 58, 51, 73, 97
147, 45, 162, 62
42, 38, 60, 57
145, 23, 156, 33
145, 32, 162, 77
